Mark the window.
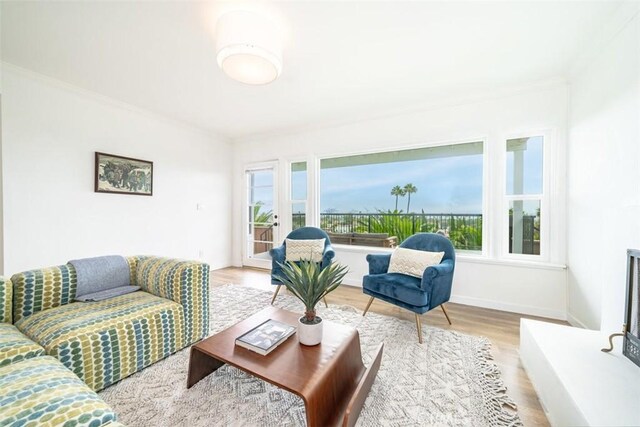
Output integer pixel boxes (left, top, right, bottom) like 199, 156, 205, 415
318, 142, 484, 251
506, 136, 543, 256
291, 161, 307, 230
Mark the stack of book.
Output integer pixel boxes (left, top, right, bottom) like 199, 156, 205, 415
235, 319, 296, 355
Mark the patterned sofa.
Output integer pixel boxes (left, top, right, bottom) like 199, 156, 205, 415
0, 256, 210, 426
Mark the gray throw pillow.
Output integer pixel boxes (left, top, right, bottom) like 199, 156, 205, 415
69, 255, 130, 298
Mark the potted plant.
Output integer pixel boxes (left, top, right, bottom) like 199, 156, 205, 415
275, 259, 349, 346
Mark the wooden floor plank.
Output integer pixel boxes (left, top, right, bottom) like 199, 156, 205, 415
211, 266, 563, 427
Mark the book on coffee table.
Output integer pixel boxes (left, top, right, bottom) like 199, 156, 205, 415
235, 319, 296, 355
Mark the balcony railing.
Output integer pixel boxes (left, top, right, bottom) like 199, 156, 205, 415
292, 212, 538, 254
293, 212, 483, 251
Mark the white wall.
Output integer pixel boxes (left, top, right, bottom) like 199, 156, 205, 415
0, 6, 5, 273
567, 9, 640, 331
233, 85, 568, 320
2, 65, 233, 274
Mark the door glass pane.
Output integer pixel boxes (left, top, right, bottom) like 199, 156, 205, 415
509, 199, 541, 255
251, 170, 273, 187
506, 136, 543, 195
250, 185, 273, 206
252, 202, 273, 226
246, 168, 276, 261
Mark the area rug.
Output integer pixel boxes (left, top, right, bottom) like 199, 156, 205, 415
99, 285, 522, 426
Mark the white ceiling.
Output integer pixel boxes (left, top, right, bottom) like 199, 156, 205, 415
1, 1, 622, 140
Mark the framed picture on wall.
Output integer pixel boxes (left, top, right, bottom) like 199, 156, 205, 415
95, 152, 153, 196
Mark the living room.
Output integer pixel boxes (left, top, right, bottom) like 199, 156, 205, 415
0, 1, 639, 426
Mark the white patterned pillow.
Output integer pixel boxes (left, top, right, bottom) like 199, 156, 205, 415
387, 247, 445, 278
285, 238, 326, 263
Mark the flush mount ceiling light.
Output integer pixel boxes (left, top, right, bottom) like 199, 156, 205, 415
215, 11, 283, 85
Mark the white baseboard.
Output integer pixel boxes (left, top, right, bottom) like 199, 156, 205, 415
449, 294, 566, 320
339, 279, 565, 320
233, 268, 566, 320
342, 277, 363, 287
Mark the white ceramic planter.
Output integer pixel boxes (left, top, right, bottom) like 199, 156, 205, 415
298, 316, 323, 346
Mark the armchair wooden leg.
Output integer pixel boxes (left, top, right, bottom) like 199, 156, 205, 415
440, 304, 452, 325
415, 313, 423, 344
323, 297, 329, 308
270, 285, 282, 305
362, 296, 375, 317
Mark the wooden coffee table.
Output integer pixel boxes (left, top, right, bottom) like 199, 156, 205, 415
187, 306, 383, 427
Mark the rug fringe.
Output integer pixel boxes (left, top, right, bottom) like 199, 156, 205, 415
476, 340, 524, 427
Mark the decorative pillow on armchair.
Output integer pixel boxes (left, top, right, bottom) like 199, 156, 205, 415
285, 238, 326, 263
388, 247, 445, 278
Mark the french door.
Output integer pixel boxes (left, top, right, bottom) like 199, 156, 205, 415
243, 162, 280, 269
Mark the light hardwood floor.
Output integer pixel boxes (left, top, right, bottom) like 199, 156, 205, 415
211, 266, 564, 427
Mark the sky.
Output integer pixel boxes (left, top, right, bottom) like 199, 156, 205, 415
318, 155, 483, 213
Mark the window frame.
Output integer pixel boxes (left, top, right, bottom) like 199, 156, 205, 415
501, 130, 552, 262
279, 128, 561, 267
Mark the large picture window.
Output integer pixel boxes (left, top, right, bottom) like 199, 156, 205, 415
317, 141, 484, 251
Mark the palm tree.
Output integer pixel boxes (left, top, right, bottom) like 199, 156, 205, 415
390, 185, 405, 211
404, 183, 417, 213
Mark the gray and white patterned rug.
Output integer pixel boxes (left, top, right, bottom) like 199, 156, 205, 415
99, 285, 522, 427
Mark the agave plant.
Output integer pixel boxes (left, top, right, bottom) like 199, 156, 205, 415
274, 260, 349, 324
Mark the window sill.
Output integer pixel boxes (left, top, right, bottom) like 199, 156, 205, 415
331, 244, 566, 271
457, 254, 566, 271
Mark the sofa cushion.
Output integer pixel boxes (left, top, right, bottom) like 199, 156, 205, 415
69, 255, 131, 299
16, 291, 185, 391
362, 273, 428, 308
135, 257, 209, 346
0, 323, 45, 368
0, 355, 117, 427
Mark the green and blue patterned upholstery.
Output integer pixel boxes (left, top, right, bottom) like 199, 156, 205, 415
0, 356, 117, 427
125, 256, 149, 287
0, 323, 45, 368
136, 257, 209, 345
11, 265, 77, 323
1, 277, 11, 324
16, 291, 185, 392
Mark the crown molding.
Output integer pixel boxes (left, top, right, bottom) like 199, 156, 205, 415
2, 61, 232, 144
233, 77, 568, 144
568, 1, 640, 79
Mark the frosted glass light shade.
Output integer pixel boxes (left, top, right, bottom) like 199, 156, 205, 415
216, 11, 283, 85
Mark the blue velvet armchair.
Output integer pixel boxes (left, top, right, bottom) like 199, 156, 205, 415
362, 233, 455, 343
269, 227, 335, 304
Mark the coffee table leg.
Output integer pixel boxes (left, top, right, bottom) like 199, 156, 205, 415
343, 343, 384, 427
301, 334, 382, 427
187, 346, 225, 388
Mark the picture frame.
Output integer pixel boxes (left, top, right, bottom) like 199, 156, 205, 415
95, 152, 153, 196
